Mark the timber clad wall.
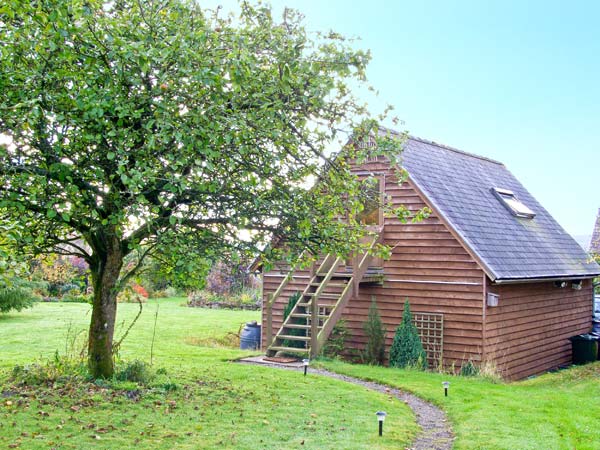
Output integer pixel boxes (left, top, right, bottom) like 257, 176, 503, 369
261, 156, 595, 379
485, 279, 593, 380
262, 158, 486, 369
342, 158, 485, 367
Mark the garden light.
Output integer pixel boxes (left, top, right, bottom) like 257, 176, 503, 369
302, 358, 309, 376
442, 381, 450, 397
375, 411, 387, 436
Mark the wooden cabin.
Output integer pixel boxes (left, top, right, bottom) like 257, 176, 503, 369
259, 135, 600, 380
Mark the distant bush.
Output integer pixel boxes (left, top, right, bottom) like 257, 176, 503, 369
389, 300, 427, 369
60, 283, 82, 295
115, 360, 154, 384
153, 286, 182, 298
31, 254, 82, 297
0, 285, 37, 313
62, 293, 92, 304
117, 286, 147, 303
187, 287, 260, 310
205, 260, 253, 296
131, 283, 149, 298
362, 298, 386, 365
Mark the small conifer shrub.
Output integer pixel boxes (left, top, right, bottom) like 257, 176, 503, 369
320, 319, 349, 358
362, 298, 386, 365
389, 300, 427, 369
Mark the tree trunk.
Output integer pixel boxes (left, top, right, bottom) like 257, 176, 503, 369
88, 235, 123, 378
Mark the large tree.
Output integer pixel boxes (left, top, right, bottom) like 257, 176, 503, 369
0, 0, 401, 377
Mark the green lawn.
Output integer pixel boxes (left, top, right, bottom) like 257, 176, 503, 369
0, 300, 416, 449
318, 358, 600, 450
2, 300, 600, 449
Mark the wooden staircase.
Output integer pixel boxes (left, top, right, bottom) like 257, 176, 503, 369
264, 229, 383, 358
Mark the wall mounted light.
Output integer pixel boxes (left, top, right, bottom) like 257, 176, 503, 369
572, 280, 582, 290
487, 293, 499, 307
554, 281, 567, 288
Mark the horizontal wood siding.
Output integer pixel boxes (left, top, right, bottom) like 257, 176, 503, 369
485, 279, 594, 380
343, 160, 485, 367
261, 155, 595, 380
262, 158, 485, 366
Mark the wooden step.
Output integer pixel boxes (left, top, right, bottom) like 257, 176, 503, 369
268, 346, 309, 354
309, 282, 347, 288
283, 324, 315, 330
317, 272, 352, 278
276, 335, 310, 341
297, 302, 335, 308
290, 313, 329, 319
304, 293, 339, 299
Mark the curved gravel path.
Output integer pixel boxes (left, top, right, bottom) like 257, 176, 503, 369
238, 357, 454, 450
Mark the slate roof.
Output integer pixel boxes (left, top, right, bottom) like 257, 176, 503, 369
590, 208, 600, 255
402, 136, 600, 282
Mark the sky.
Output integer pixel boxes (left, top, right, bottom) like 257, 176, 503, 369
214, 1, 600, 239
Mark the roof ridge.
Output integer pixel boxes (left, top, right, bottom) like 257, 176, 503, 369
407, 134, 504, 166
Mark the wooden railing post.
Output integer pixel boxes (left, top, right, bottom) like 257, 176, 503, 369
352, 252, 360, 298
265, 293, 273, 348
310, 297, 319, 358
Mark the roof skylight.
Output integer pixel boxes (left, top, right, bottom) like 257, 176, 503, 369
491, 188, 536, 219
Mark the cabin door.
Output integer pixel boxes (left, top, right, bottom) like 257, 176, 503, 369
356, 175, 384, 269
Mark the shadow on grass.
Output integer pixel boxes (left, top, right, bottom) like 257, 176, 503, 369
0, 313, 42, 322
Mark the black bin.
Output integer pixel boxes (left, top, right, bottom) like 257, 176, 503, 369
569, 334, 599, 364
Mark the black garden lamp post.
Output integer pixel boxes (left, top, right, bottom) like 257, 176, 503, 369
442, 381, 450, 397
375, 411, 387, 436
302, 358, 309, 376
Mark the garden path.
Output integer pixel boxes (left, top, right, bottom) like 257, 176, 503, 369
238, 356, 454, 450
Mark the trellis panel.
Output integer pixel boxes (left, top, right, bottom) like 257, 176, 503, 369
412, 312, 444, 368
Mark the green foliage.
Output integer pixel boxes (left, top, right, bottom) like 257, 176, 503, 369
154, 286, 183, 299
320, 319, 349, 358
283, 291, 302, 320
114, 360, 154, 384
31, 255, 81, 297
362, 298, 386, 365
0, 220, 37, 313
321, 358, 600, 450
0, 0, 404, 377
11, 352, 88, 386
0, 221, 30, 287
389, 300, 427, 369
460, 360, 480, 377
282, 291, 306, 348
0, 284, 36, 313
61, 293, 93, 304
12, 353, 156, 387
0, 301, 415, 450
187, 287, 259, 309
